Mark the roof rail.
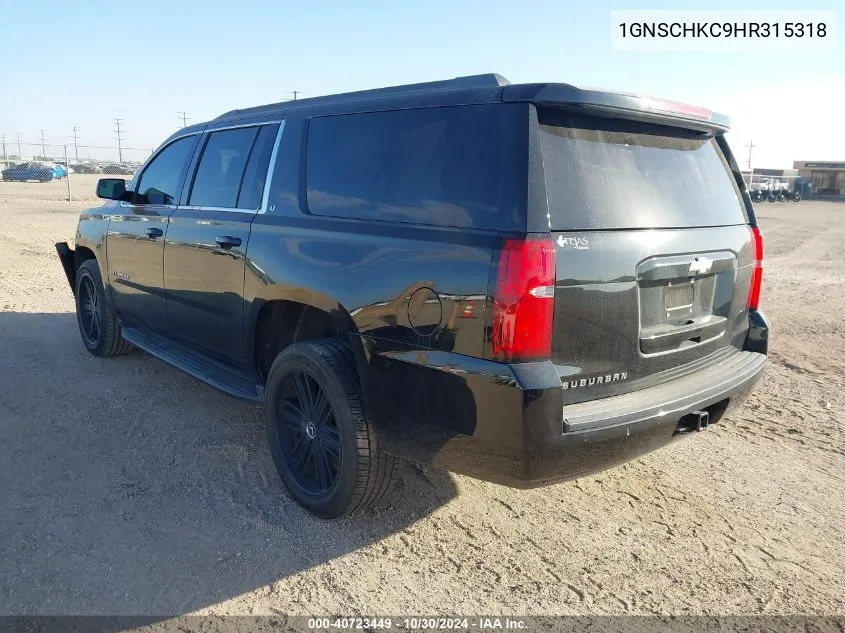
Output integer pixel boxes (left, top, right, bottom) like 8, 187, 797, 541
214, 73, 510, 120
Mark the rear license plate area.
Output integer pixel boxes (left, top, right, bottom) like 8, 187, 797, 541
663, 282, 694, 319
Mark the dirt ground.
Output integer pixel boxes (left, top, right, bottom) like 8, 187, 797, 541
0, 173, 107, 204
0, 183, 843, 617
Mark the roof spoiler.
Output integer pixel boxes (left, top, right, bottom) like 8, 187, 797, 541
504, 84, 730, 132
216, 73, 511, 120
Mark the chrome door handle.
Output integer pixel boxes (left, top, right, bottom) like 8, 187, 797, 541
215, 236, 242, 249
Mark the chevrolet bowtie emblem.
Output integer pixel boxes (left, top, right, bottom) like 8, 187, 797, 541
689, 257, 713, 275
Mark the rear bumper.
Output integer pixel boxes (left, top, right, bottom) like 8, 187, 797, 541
368, 315, 768, 487
523, 349, 766, 485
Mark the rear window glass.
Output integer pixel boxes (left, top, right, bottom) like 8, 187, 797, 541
538, 110, 746, 230
306, 105, 503, 228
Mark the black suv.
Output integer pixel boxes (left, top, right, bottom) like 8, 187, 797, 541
56, 74, 768, 518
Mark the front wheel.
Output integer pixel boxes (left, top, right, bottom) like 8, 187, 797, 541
74, 259, 134, 357
264, 339, 398, 518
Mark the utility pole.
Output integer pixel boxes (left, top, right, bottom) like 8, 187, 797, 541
39, 129, 47, 159
113, 118, 124, 163
1, 135, 6, 162
178, 112, 191, 128
16, 133, 22, 159
745, 140, 755, 169
64, 145, 72, 202
289, 90, 304, 100
71, 126, 80, 163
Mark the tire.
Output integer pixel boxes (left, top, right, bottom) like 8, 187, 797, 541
74, 259, 134, 357
264, 339, 398, 518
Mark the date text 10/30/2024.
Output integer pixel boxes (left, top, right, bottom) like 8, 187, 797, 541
307, 618, 527, 630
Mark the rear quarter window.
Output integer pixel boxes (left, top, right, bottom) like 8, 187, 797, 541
538, 110, 747, 230
305, 105, 506, 229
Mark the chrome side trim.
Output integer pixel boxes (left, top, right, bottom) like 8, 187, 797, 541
142, 131, 203, 170
143, 119, 281, 171
206, 119, 283, 133
178, 205, 256, 215
259, 121, 286, 215
176, 121, 285, 216
124, 122, 285, 216
117, 202, 178, 209
164, 130, 204, 144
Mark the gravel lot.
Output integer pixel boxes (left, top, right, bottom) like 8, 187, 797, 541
1, 178, 843, 616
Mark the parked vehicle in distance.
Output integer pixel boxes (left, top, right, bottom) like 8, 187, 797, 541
56, 74, 769, 518
102, 163, 135, 175
752, 178, 801, 203
71, 163, 103, 174
2, 161, 55, 182
51, 163, 68, 179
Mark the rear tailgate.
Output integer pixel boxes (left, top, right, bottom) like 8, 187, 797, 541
537, 108, 755, 405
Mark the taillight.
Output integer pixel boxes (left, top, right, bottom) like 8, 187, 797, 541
490, 236, 556, 361
748, 225, 763, 310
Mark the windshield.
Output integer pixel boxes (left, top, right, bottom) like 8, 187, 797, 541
538, 109, 747, 230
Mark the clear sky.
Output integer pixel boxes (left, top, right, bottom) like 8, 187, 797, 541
0, 0, 841, 167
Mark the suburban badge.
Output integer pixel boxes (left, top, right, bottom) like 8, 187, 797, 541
561, 372, 629, 390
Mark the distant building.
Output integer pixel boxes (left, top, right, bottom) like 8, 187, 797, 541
754, 168, 798, 177
793, 161, 845, 197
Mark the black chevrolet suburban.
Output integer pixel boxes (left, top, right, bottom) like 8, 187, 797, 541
56, 74, 768, 518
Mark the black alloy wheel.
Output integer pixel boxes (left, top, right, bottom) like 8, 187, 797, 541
77, 273, 101, 348
274, 370, 342, 494
263, 339, 398, 518
73, 259, 134, 357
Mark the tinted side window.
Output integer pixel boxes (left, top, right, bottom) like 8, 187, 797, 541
306, 105, 503, 228
237, 124, 279, 209
136, 135, 198, 205
189, 127, 258, 208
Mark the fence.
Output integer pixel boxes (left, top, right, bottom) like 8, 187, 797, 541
0, 140, 827, 204
0, 142, 153, 202
743, 171, 798, 189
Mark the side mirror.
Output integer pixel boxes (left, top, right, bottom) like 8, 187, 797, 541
96, 178, 128, 200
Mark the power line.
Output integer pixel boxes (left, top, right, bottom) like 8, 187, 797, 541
113, 118, 124, 163
178, 111, 191, 128
71, 126, 80, 163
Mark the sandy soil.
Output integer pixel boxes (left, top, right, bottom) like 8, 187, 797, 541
0, 190, 843, 617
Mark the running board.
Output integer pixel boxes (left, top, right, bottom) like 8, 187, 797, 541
121, 327, 263, 402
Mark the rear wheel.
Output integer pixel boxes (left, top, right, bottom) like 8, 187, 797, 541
74, 259, 134, 357
264, 339, 397, 518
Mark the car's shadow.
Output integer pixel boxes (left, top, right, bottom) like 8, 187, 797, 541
0, 312, 458, 616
